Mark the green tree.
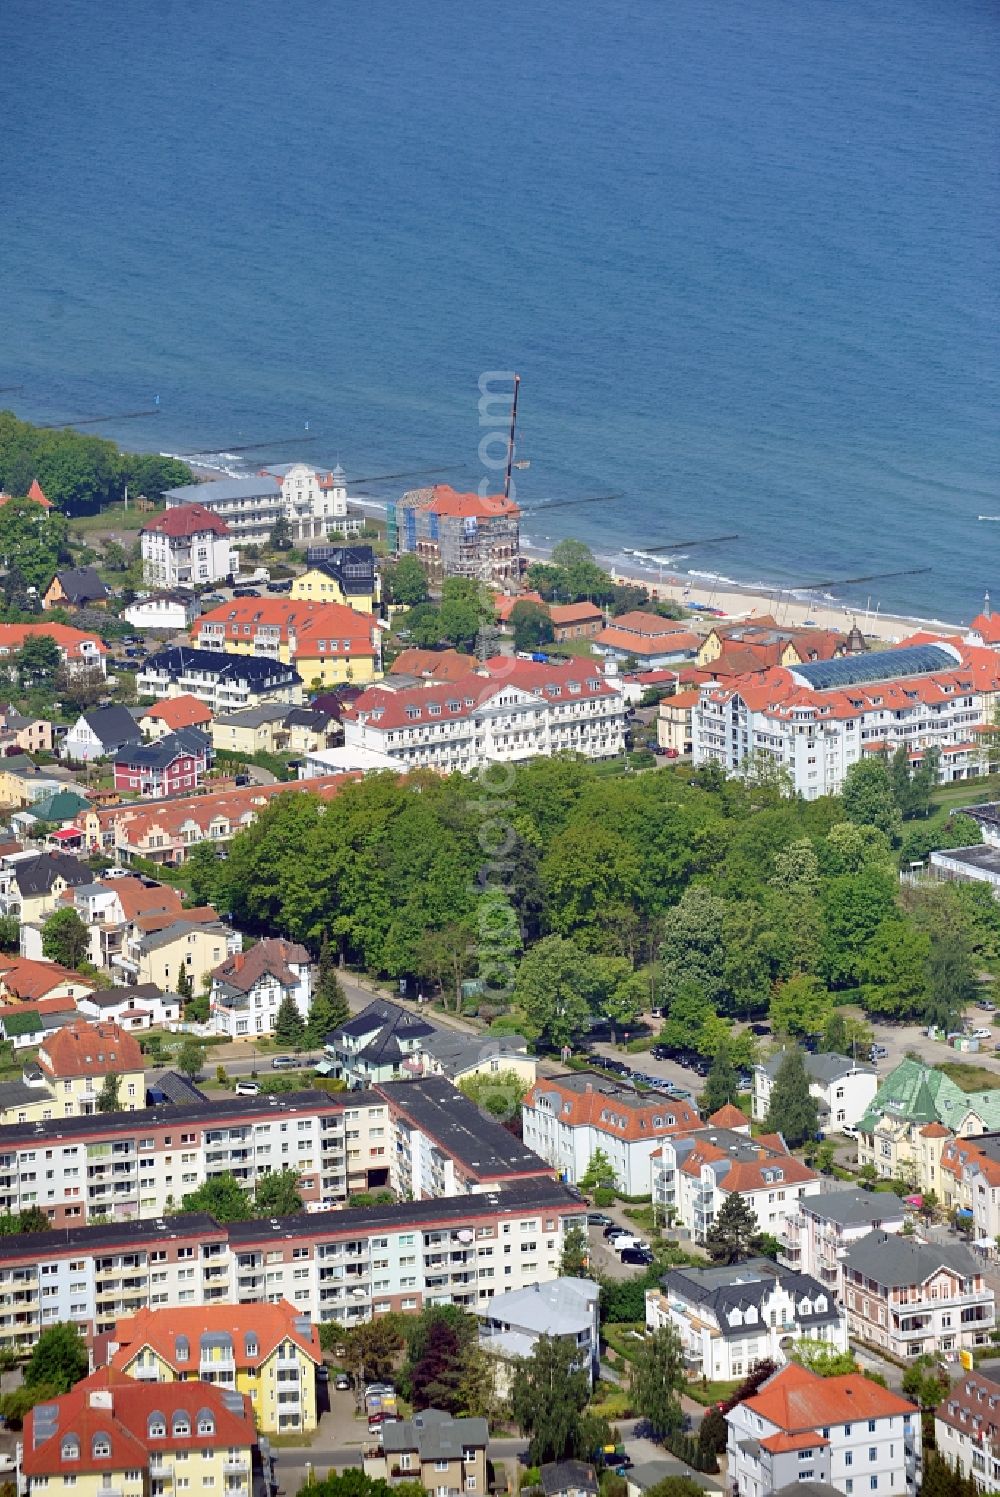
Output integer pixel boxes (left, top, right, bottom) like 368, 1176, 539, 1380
859, 920, 931, 1019
0, 497, 67, 589
513, 935, 595, 1052
658, 887, 728, 1013
25, 1322, 89, 1393
821, 870, 897, 987
0, 1206, 51, 1234
842, 758, 902, 841
254, 1168, 303, 1216
176, 1036, 204, 1081
510, 1333, 591, 1465
579, 1147, 616, 1192
176, 963, 194, 1000
704, 1194, 763, 1265
790, 1340, 858, 1376
769, 974, 833, 1040
306, 1471, 425, 1497
889, 744, 915, 818
338, 1315, 406, 1385
385, 554, 429, 607
901, 1352, 950, 1410
764, 1048, 819, 1147
821, 1010, 874, 1059
925, 931, 980, 1033
560, 1223, 591, 1278
17, 633, 62, 689
439, 577, 492, 651
399, 602, 444, 648
698, 1407, 729, 1457
510, 600, 555, 653
417, 920, 476, 1010
0, 913, 19, 953
629, 1323, 685, 1438
409, 1316, 468, 1413
41, 907, 90, 969
910, 746, 941, 818
96, 1072, 122, 1114
306, 940, 350, 1042
457, 1069, 528, 1125
176, 1171, 251, 1222
269, 514, 292, 551
701, 1045, 739, 1114
185, 841, 226, 908
274, 993, 306, 1046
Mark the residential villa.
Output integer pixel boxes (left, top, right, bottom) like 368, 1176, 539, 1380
753, 1051, 878, 1133
840, 1231, 995, 1361
779, 1188, 906, 1288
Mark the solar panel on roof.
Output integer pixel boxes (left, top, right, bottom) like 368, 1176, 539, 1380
789, 644, 957, 691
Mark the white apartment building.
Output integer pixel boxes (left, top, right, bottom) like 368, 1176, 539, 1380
342, 658, 627, 773
727, 1362, 919, 1497
693, 641, 996, 800
840, 1230, 995, 1360
209, 939, 312, 1039
753, 1051, 878, 1133
164, 464, 360, 547
934, 1368, 1000, 1491
779, 1189, 906, 1291
137, 646, 303, 713
141, 504, 236, 588
652, 1128, 821, 1244
479, 1277, 601, 1389
646, 1259, 847, 1381
0, 1176, 584, 1352
521, 1074, 701, 1195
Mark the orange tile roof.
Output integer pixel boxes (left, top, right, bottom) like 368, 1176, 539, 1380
0, 956, 94, 1001
23, 1369, 255, 1478
0, 622, 106, 659
549, 601, 603, 626
110, 1298, 320, 1375
524, 1074, 700, 1142
102, 876, 185, 923
133, 905, 219, 935
389, 647, 477, 680
39, 1019, 143, 1079
612, 610, 691, 636
492, 591, 545, 623
79, 775, 353, 847
744, 1362, 917, 1431
920, 1122, 952, 1138
759, 1430, 830, 1454
0, 481, 53, 511
194, 598, 378, 660
708, 1103, 749, 1128
424, 484, 519, 519
597, 626, 701, 656
143, 502, 229, 538
970, 612, 1000, 646
0, 994, 77, 1017
141, 695, 215, 729
663, 689, 701, 710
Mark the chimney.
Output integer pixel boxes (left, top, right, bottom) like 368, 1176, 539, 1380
89, 1388, 114, 1411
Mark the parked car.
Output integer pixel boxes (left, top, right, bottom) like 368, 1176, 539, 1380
234, 1080, 260, 1096
334, 1373, 351, 1391
969, 1028, 992, 1041
587, 1212, 613, 1226
620, 1247, 654, 1266
977, 1000, 997, 1012
604, 1225, 628, 1240
870, 1044, 889, 1060
271, 1055, 301, 1070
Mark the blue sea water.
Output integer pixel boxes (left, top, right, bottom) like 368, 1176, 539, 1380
1, 0, 997, 622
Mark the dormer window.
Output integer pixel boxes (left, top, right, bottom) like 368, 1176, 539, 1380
245, 1334, 258, 1359
92, 1435, 111, 1460
196, 1410, 215, 1436
62, 1439, 80, 1461
172, 1413, 190, 1438
175, 1335, 189, 1362
148, 1414, 166, 1439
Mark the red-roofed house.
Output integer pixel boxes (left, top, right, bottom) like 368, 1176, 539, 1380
727, 1361, 918, 1496
391, 483, 520, 585
141, 502, 236, 587
22, 1369, 258, 1495
965, 593, 1000, 651
0, 622, 106, 676
548, 601, 604, 641
521, 1072, 701, 1193
38, 1018, 145, 1115
657, 687, 700, 756
141, 695, 215, 740
653, 1125, 820, 1242
595, 610, 701, 666
342, 656, 626, 772
210, 937, 312, 1039
193, 598, 382, 686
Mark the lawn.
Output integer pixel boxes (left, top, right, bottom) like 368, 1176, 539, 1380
940, 1061, 1000, 1093
588, 1385, 635, 1421
68, 503, 154, 535
685, 1378, 741, 1407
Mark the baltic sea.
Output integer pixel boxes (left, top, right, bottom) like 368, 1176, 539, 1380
1, 0, 997, 621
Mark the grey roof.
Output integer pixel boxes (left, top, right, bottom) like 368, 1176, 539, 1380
143, 645, 301, 688
51, 567, 108, 604
328, 1000, 435, 1068
14, 852, 93, 897
422, 1029, 528, 1078
539, 1463, 598, 1497
81, 983, 167, 1009
481, 1277, 598, 1337
165, 476, 280, 505
661, 1259, 839, 1338
761, 1050, 875, 1084
842, 1230, 983, 1287
789, 643, 959, 690
76, 705, 143, 751
146, 1069, 208, 1106
138, 919, 230, 954
283, 707, 334, 730
381, 1407, 488, 1461
378, 1076, 552, 1180
115, 727, 210, 768
626, 1462, 722, 1496
800, 1188, 906, 1228
0, 1080, 44, 1111
213, 705, 289, 728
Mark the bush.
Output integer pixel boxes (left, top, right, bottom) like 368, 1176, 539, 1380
593, 1187, 616, 1207
216, 1065, 228, 1085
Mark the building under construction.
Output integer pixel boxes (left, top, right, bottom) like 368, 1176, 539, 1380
387, 484, 521, 586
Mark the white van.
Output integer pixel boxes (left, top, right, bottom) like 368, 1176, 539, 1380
235, 1080, 260, 1096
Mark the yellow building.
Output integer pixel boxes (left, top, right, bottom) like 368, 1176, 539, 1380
291, 551, 381, 613
133, 918, 235, 991
108, 1300, 322, 1434
23, 1368, 258, 1497
38, 1018, 145, 1117
193, 597, 382, 687
363, 1409, 489, 1491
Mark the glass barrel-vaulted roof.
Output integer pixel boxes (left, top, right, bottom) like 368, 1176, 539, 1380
789, 644, 958, 691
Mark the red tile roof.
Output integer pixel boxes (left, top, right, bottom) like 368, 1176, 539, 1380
389, 647, 477, 680
548, 601, 603, 626
969, 613, 1000, 646
194, 598, 378, 660
524, 1075, 700, 1142
492, 591, 545, 623
744, 1362, 917, 1430
424, 484, 519, 519
39, 1019, 143, 1079
141, 695, 215, 729
78, 775, 353, 849
23, 1369, 255, 1478
143, 502, 230, 538
611, 610, 692, 637
109, 1298, 320, 1374
0, 623, 106, 659
0, 956, 94, 1001
597, 625, 701, 656
759, 1430, 830, 1454
0, 481, 54, 511
708, 1103, 749, 1128
212, 938, 309, 992
103, 877, 185, 923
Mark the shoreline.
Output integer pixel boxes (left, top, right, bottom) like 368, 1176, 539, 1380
178, 454, 963, 645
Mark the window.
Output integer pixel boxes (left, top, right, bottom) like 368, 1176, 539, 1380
197, 1410, 215, 1435
62, 1439, 80, 1461
92, 1434, 111, 1459
149, 1414, 167, 1439
868, 1421, 877, 1433
868, 1449, 877, 1462
173, 1413, 191, 1438
845, 1454, 853, 1468
175, 1335, 190, 1362
870, 1481, 878, 1492
435, 1462, 450, 1473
